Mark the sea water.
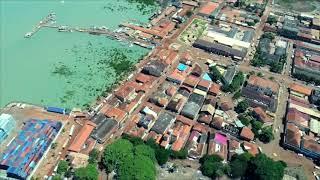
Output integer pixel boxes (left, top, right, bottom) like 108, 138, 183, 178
0, 0, 157, 108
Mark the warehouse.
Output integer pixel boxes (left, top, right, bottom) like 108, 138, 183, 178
91, 118, 118, 144
0, 119, 62, 180
0, 114, 16, 144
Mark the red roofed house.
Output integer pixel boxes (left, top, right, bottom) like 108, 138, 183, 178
198, 2, 220, 17
115, 84, 136, 102
289, 83, 313, 98
68, 121, 97, 152
104, 107, 127, 123
243, 141, 259, 156
208, 83, 221, 96
252, 107, 273, 126
240, 127, 254, 141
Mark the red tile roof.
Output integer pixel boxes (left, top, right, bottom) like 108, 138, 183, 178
243, 141, 259, 156
303, 136, 320, 153
104, 107, 127, 123
68, 121, 96, 152
193, 123, 209, 133
176, 115, 195, 126
197, 79, 211, 89
286, 108, 309, 128
136, 73, 152, 83
253, 107, 273, 124
208, 83, 221, 96
211, 116, 224, 129
183, 75, 200, 88
289, 83, 312, 96
199, 2, 219, 16
285, 123, 301, 147
248, 75, 279, 93
115, 84, 135, 101
240, 127, 254, 141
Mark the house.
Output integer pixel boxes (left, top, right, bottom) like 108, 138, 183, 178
137, 114, 156, 130
115, 85, 135, 102
220, 99, 234, 111
91, 118, 118, 144
207, 133, 228, 160
208, 83, 221, 96
242, 75, 279, 112
289, 83, 312, 98
252, 107, 273, 126
211, 116, 225, 130
243, 141, 259, 156
171, 124, 192, 151
197, 79, 212, 92
240, 127, 254, 141
151, 112, 176, 134
69, 121, 96, 152
191, 64, 203, 77
286, 108, 309, 130
142, 61, 167, 77
310, 88, 320, 105
181, 93, 205, 119
222, 65, 237, 85
183, 75, 200, 88
104, 107, 127, 123
228, 139, 244, 160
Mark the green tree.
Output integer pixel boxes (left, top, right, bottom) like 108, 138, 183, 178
248, 153, 286, 180
51, 175, 62, 180
251, 120, 263, 137
223, 72, 245, 93
257, 72, 263, 77
74, 164, 99, 180
267, 16, 277, 25
199, 155, 225, 178
155, 148, 170, 165
235, 100, 249, 113
88, 149, 99, 164
262, 32, 275, 40
229, 153, 252, 178
259, 127, 274, 143
122, 133, 144, 146
232, 91, 242, 100
102, 139, 134, 173
186, 10, 193, 17
170, 148, 188, 159
209, 66, 223, 82
134, 144, 156, 162
57, 160, 69, 174
238, 114, 251, 126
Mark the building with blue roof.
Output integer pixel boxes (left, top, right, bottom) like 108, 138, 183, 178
0, 114, 15, 144
0, 119, 62, 180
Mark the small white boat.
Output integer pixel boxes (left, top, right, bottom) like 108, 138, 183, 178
24, 32, 32, 38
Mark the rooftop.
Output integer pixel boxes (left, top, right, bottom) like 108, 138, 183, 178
69, 121, 97, 152
289, 83, 313, 96
247, 75, 279, 93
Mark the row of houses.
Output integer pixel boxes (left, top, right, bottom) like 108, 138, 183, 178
283, 83, 320, 159
122, 56, 266, 161
66, 46, 180, 155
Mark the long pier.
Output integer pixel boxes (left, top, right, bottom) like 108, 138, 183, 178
24, 13, 56, 38
24, 13, 156, 49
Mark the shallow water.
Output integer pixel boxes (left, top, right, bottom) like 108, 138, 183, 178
0, 0, 156, 108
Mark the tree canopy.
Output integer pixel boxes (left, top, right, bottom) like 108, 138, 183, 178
88, 149, 99, 164
199, 155, 228, 179
57, 160, 69, 174
259, 127, 274, 143
248, 153, 286, 180
229, 153, 253, 178
235, 100, 249, 113
102, 138, 156, 180
223, 72, 245, 93
74, 164, 99, 180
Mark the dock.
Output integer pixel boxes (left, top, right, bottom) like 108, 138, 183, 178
24, 12, 156, 49
24, 13, 56, 38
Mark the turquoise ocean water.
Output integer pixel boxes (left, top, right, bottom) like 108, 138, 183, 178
0, 0, 156, 108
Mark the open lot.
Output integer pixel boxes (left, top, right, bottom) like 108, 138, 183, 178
275, 0, 319, 13
179, 18, 208, 45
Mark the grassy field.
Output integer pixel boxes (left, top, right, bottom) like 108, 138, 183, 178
275, 0, 319, 12
179, 18, 208, 45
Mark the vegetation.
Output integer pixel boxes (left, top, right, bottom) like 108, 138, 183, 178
88, 149, 99, 164
267, 16, 277, 25
228, 153, 286, 180
262, 32, 275, 40
229, 153, 253, 178
209, 66, 223, 82
51, 142, 58, 149
170, 149, 188, 159
257, 72, 264, 77
259, 127, 274, 143
102, 139, 156, 180
251, 120, 263, 137
223, 71, 245, 93
186, 10, 193, 17
247, 153, 287, 180
293, 73, 320, 86
57, 160, 69, 175
74, 164, 99, 180
232, 90, 242, 100
238, 114, 252, 126
235, 100, 249, 113
199, 155, 228, 179
251, 50, 267, 67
